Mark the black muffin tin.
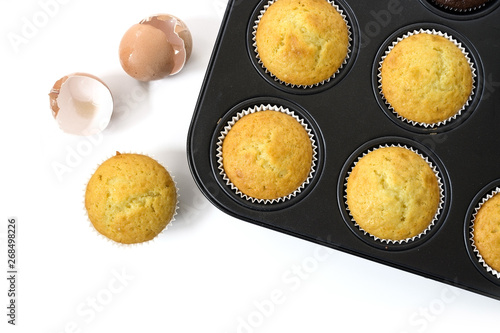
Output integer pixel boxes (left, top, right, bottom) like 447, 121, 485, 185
187, 0, 500, 300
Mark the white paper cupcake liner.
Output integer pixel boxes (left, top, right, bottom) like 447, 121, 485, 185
83, 151, 179, 247
344, 144, 445, 245
252, 0, 352, 88
469, 187, 500, 279
430, 0, 491, 12
377, 28, 476, 128
216, 104, 317, 204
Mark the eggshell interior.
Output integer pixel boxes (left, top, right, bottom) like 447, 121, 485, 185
54, 74, 113, 135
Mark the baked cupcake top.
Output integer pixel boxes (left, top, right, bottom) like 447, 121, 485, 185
346, 146, 441, 241
255, 0, 349, 86
380, 32, 473, 125
85, 152, 177, 244
473, 192, 500, 272
222, 110, 313, 201
432, 0, 490, 10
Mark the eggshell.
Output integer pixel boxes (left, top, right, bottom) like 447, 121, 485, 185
119, 14, 193, 81
49, 73, 114, 136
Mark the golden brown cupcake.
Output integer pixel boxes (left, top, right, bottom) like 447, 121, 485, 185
221, 109, 313, 201
346, 146, 441, 241
473, 191, 500, 272
380, 32, 473, 125
85, 152, 177, 244
255, 0, 349, 86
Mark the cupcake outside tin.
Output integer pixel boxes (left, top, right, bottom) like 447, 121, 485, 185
187, 0, 500, 300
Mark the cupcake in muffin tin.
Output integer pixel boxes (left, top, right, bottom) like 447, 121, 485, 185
252, 0, 352, 88
469, 187, 500, 280
420, 0, 499, 20
343, 143, 445, 247
378, 28, 476, 128
216, 104, 317, 204
430, 0, 492, 11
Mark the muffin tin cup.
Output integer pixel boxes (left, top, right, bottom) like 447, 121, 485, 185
83, 151, 179, 247
465, 181, 500, 284
375, 25, 478, 131
338, 137, 449, 251
215, 102, 319, 206
249, 0, 359, 93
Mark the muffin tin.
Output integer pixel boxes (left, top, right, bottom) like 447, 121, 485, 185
187, 0, 500, 300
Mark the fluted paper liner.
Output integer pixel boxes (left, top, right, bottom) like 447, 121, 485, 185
430, 0, 491, 12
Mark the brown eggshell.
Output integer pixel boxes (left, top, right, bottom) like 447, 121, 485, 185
119, 23, 175, 81
146, 14, 193, 74
119, 14, 193, 81
49, 75, 67, 117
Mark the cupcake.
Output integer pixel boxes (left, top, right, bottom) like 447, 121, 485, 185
254, 0, 350, 87
472, 189, 500, 275
431, 0, 491, 11
219, 105, 315, 202
346, 146, 442, 242
380, 30, 474, 126
85, 152, 177, 244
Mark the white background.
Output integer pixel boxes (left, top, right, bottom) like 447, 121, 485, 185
1, 0, 500, 332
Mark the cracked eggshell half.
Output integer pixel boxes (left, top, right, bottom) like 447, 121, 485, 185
49, 73, 114, 136
119, 14, 193, 81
